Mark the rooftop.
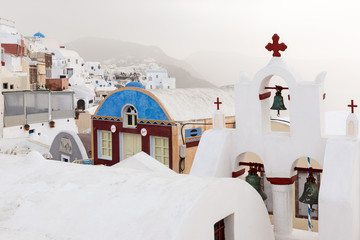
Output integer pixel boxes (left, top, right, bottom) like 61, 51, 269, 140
148, 87, 235, 122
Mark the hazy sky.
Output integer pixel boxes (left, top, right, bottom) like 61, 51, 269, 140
2, 0, 360, 59
2, 0, 360, 112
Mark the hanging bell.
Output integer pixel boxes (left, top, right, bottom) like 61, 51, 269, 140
270, 92, 287, 116
246, 169, 267, 201
299, 174, 319, 205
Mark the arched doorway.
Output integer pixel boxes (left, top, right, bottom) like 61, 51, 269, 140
77, 99, 85, 110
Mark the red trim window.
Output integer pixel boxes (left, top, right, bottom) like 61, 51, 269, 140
214, 219, 225, 240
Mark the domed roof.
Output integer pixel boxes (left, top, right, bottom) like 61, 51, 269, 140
125, 82, 144, 89
34, 32, 45, 38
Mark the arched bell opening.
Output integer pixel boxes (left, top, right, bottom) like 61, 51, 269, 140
233, 152, 273, 214
291, 156, 323, 232
259, 75, 291, 133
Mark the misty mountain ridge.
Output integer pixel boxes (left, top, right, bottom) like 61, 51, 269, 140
66, 37, 213, 88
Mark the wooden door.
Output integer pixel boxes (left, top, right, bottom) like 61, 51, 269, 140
123, 133, 142, 159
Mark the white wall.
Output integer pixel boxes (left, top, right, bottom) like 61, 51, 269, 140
145, 69, 176, 89
2, 118, 78, 145
234, 58, 326, 179
319, 138, 360, 240
0, 156, 274, 240
176, 178, 274, 240
85, 62, 104, 77
51, 59, 66, 79
3, 54, 22, 72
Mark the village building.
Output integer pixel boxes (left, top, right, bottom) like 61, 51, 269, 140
48, 49, 67, 79
0, 63, 28, 91
50, 47, 86, 86
0, 18, 29, 91
35, 47, 96, 112
84, 61, 104, 78
91, 77, 116, 101
28, 51, 53, 90
0, 18, 25, 58
26, 32, 46, 52
70, 84, 95, 110
91, 86, 235, 173
140, 69, 176, 89
24, 33, 73, 91
0, 89, 77, 143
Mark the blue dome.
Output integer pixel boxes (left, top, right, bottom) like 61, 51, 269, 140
34, 32, 45, 38
125, 82, 144, 89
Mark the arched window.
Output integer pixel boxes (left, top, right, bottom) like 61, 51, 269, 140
124, 105, 137, 128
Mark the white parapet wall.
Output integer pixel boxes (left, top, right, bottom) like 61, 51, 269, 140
2, 118, 78, 145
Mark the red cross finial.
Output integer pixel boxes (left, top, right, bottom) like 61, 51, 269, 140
214, 97, 222, 110
348, 99, 358, 113
265, 34, 287, 57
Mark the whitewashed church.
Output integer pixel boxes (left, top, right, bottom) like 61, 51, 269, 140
191, 34, 360, 240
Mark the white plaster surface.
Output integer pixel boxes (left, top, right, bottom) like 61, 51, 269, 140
212, 109, 225, 129
0, 151, 274, 240
346, 113, 358, 137
272, 184, 293, 235
193, 57, 327, 178
276, 229, 318, 240
86, 106, 99, 115
325, 111, 360, 136
2, 118, 78, 146
112, 151, 175, 174
0, 138, 49, 155
149, 87, 235, 122
190, 129, 234, 177
319, 138, 360, 240
234, 57, 327, 178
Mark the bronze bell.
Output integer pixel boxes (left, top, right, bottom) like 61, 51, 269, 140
246, 168, 267, 201
299, 173, 319, 206
270, 92, 287, 116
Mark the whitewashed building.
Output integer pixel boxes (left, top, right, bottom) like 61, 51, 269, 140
48, 48, 96, 110
51, 48, 86, 85
191, 34, 360, 240
85, 61, 104, 78
142, 69, 176, 89
48, 49, 67, 79
0, 90, 77, 144
0, 18, 28, 91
